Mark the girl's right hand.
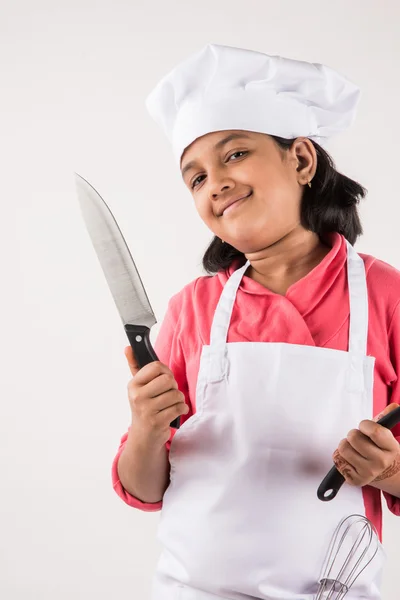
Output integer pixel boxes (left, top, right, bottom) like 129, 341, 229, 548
124, 345, 189, 446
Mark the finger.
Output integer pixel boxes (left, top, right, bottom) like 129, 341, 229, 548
332, 448, 359, 484
338, 437, 389, 481
359, 419, 398, 451
373, 403, 400, 423
144, 372, 178, 399
333, 448, 368, 486
156, 397, 190, 417
154, 401, 190, 427
346, 429, 382, 460
130, 357, 173, 387
337, 438, 366, 473
124, 345, 140, 377
146, 388, 185, 413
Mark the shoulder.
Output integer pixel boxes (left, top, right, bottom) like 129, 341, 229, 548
361, 252, 400, 291
165, 271, 222, 324
360, 252, 400, 324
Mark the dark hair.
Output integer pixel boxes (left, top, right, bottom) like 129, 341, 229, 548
202, 135, 366, 275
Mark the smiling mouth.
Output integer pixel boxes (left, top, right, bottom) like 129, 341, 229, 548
222, 192, 252, 216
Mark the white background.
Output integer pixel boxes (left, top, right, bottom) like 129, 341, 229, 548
1, 0, 399, 598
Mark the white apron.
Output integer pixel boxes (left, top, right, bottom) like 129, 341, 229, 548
151, 240, 386, 600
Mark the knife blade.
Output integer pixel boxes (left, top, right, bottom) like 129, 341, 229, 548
74, 173, 180, 429
317, 405, 400, 501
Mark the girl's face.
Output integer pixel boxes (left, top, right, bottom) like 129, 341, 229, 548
180, 130, 316, 254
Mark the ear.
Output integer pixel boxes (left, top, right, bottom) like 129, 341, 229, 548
291, 137, 317, 185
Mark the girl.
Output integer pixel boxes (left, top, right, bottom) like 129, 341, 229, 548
112, 44, 400, 599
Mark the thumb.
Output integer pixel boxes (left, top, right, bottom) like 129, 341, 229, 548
124, 345, 141, 377
373, 402, 400, 423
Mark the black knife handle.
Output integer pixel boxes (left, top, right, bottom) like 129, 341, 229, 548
317, 405, 400, 501
124, 324, 180, 429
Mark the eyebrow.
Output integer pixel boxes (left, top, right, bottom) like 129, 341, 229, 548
181, 132, 253, 179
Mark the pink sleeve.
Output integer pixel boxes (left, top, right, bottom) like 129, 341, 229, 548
111, 293, 191, 511
111, 428, 164, 511
382, 300, 400, 516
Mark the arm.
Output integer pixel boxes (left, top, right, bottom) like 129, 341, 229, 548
369, 463, 400, 498
117, 427, 170, 504
112, 293, 192, 511
375, 300, 400, 506
334, 301, 400, 507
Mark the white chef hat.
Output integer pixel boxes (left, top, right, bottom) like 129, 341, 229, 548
145, 43, 361, 167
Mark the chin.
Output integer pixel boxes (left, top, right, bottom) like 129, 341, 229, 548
232, 224, 299, 253
229, 234, 280, 254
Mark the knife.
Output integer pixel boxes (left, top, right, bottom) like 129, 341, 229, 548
74, 173, 180, 429
317, 405, 400, 501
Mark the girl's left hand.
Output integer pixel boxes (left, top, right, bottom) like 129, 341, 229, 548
333, 403, 400, 487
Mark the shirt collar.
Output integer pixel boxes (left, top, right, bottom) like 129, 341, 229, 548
217, 232, 346, 302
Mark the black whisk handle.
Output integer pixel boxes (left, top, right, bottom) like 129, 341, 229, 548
317, 406, 400, 501
317, 468, 345, 501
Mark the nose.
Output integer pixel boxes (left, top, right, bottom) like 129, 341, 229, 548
208, 171, 235, 198
210, 184, 231, 199
205, 163, 234, 194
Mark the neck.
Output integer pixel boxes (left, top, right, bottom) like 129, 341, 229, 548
244, 229, 332, 294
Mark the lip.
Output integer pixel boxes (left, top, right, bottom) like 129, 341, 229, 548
219, 192, 252, 217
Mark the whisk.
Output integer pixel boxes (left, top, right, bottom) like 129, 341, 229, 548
315, 514, 379, 599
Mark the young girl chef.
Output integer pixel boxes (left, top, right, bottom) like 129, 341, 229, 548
112, 44, 400, 599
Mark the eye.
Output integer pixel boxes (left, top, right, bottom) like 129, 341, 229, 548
228, 150, 247, 161
190, 151, 248, 190
191, 174, 205, 189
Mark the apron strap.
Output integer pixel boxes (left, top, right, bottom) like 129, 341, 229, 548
208, 239, 369, 388
346, 240, 368, 356
345, 240, 369, 392
208, 259, 249, 381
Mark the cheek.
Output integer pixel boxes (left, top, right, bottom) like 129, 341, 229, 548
194, 198, 212, 222
257, 181, 301, 222
193, 199, 220, 234
258, 165, 295, 195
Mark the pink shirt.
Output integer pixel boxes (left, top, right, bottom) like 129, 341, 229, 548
112, 233, 400, 540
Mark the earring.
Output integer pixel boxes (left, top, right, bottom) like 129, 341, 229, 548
308, 180, 312, 188
221, 239, 225, 244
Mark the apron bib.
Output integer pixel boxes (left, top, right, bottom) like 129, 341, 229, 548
151, 240, 385, 600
